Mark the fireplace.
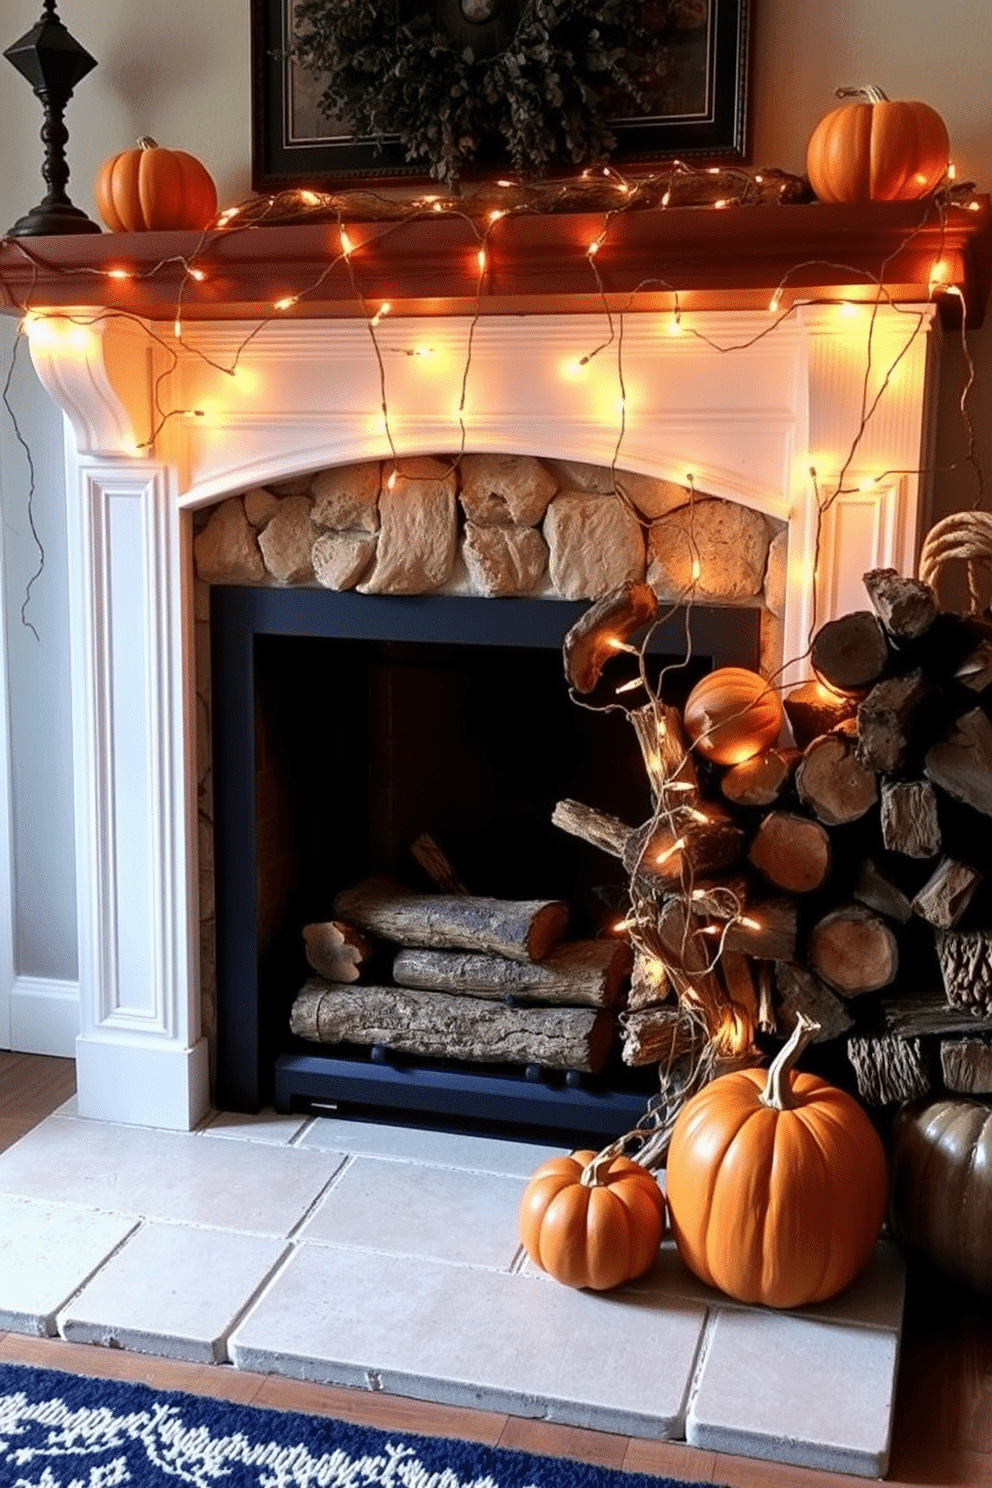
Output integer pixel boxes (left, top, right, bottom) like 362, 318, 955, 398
9, 203, 986, 1129
209, 580, 761, 1140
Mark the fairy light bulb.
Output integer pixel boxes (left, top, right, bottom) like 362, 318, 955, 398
370, 302, 391, 328
488, 209, 505, 223
188, 267, 206, 283
656, 836, 687, 867
174, 318, 182, 340
477, 248, 488, 272
340, 227, 355, 256
106, 268, 131, 281
387, 469, 398, 491
768, 288, 782, 313
691, 557, 702, 582
667, 312, 682, 336
661, 190, 671, 207
273, 295, 298, 312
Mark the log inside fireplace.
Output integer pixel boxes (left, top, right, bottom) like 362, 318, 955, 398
210, 586, 761, 1140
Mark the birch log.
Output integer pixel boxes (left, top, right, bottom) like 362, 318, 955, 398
289, 979, 613, 1071
333, 878, 569, 963
391, 940, 632, 1007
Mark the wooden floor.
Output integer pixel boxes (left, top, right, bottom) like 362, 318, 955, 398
1, 1051, 990, 1488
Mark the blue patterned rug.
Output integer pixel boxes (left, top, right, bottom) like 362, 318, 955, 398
0, 1363, 707, 1488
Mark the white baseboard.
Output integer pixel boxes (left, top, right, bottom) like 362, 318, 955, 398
9, 976, 80, 1057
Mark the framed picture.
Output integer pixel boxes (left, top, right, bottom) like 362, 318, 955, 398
250, 0, 752, 190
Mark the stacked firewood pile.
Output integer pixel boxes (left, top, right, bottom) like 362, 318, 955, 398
556, 567, 992, 1110
289, 853, 633, 1074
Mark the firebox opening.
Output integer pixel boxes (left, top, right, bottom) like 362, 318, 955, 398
211, 588, 761, 1141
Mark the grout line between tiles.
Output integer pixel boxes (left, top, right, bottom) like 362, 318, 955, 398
216, 1243, 297, 1364
682, 1305, 717, 1441
51, 1218, 146, 1338
284, 1153, 354, 1241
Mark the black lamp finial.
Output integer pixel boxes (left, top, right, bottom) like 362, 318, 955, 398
4, 0, 101, 236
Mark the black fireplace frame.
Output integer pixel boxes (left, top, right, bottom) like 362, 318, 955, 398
210, 586, 761, 1139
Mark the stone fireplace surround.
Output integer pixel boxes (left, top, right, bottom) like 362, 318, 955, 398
14, 212, 961, 1133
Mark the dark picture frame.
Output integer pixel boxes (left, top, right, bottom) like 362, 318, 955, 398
250, 0, 752, 190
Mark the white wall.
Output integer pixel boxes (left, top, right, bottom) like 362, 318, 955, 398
0, 0, 989, 1045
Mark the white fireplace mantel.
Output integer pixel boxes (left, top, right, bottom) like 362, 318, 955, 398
17, 251, 950, 1127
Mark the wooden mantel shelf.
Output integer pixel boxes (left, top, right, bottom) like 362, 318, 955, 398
0, 196, 988, 326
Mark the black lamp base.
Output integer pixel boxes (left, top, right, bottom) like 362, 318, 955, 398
8, 196, 101, 237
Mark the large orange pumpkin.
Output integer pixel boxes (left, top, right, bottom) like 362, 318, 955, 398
96, 138, 218, 232
666, 1014, 888, 1308
806, 87, 950, 204
518, 1148, 666, 1290
683, 666, 784, 766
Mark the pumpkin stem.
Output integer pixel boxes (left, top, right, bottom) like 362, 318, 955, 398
137, 137, 159, 150
579, 1147, 620, 1187
834, 85, 889, 105
759, 1012, 821, 1111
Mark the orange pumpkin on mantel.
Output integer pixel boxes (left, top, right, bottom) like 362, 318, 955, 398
96, 138, 218, 232
683, 666, 784, 766
666, 1014, 889, 1308
806, 87, 950, 204
518, 1148, 666, 1290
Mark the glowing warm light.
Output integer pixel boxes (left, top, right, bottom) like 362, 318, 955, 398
560, 356, 588, 380
477, 248, 488, 272
496, 179, 514, 187
690, 557, 702, 582
667, 314, 682, 336
409, 344, 436, 359
656, 836, 687, 867
661, 190, 671, 207
587, 240, 600, 257
216, 207, 240, 225
739, 916, 762, 931
948, 162, 957, 181
754, 173, 764, 184
273, 296, 297, 311
106, 268, 131, 281
606, 636, 638, 654
768, 289, 782, 313
713, 199, 728, 209
340, 227, 355, 256
929, 259, 952, 293
173, 318, 183, 340
688, 807, 709, 824
299, 190, 321, 206
387, 469, 398, 491
432, 202, 444, 213
488, 209, 505, 223
707, 167, 720, 175
859, 476, 877, 491
968, 200, 982, 212
188, 267, 206, 282
839, 300, 860, 318
613, 918, 634, 933
615, 676, 645, 695
370, 302, 392, 328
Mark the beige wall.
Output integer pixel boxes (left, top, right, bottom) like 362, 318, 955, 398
0, 0, 989, 990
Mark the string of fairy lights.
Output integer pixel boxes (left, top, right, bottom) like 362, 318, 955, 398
0, 161, 987, 1131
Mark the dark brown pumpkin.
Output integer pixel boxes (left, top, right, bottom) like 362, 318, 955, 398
889, 1097, 992, 1295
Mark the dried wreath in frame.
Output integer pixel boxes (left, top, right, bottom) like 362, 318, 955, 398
287, 0, 648, 185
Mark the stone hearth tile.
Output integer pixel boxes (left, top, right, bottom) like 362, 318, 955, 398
297, 1117, 567, 1176
58, 1222, 290, 1364
685, 1306, 899, 1477
628, 1238, 905, 1332
0, 1114, 346, 1234
0, 1196, 138, 1336
229, 1244, 707, 1438
299, 1157, 523, 1268
201, 1108, 311, 1144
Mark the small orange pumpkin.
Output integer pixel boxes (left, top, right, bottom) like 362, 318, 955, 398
96, 138, 218, 232
806, 87, 950, 204
683, 666, 784, 766
518, 1148, 666, 1290
666, 1015, 888, 1309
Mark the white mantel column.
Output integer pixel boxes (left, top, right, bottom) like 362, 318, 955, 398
64, 453, 207, 1128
